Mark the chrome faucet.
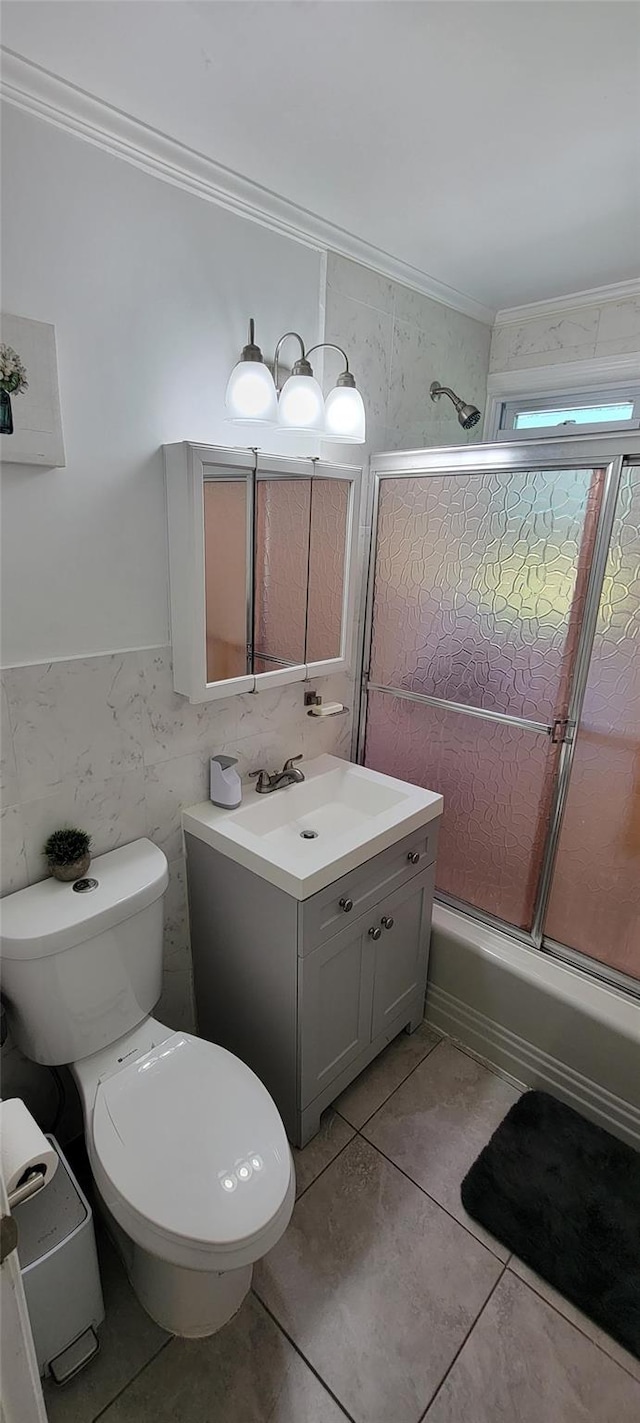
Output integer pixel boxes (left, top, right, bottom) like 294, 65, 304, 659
249, 755, 305, 794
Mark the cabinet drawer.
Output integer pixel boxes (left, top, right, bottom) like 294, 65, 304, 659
299, 819, 439, 955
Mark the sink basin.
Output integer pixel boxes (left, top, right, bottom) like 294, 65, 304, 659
183, 755, 442, 899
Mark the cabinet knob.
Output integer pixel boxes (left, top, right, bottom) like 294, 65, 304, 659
381, 916, 394, 930
339, 897, 353, 913
407, 851, 421, 865
368, 926, 382, 941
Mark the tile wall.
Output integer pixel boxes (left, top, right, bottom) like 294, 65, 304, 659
489, 292, 640, 372
324, 252, 491, 457
0, 648, 352, 1124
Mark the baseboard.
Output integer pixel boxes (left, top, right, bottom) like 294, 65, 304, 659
425, 983, 640, 1151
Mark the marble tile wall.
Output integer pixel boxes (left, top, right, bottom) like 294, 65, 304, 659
489, 293, 640, 372
0, 646, 352, 1125
324, 253, 492, 459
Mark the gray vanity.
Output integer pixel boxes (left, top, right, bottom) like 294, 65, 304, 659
183, 755, 442, 1146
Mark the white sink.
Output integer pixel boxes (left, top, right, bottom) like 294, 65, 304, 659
183, 755, 442, 899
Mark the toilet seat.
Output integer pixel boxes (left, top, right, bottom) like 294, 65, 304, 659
89, 1032, 295, 1272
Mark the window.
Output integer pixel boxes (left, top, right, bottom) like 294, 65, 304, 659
497, 385, 640, 440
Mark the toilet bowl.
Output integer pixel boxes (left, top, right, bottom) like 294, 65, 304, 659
0, 839, 295, 1337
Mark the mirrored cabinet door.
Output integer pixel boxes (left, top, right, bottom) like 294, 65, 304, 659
204, 477, 250, 683
307, 477, 350, 664
254, 478, 310, 674
164, 443, 360, 703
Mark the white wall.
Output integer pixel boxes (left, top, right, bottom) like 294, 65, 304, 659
0, 105, 324, 667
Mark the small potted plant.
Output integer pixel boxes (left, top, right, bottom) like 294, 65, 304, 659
0, 344, 29, 435
43, 828, 92, 883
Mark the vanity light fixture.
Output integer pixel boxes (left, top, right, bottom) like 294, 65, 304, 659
225, 320, 366, 442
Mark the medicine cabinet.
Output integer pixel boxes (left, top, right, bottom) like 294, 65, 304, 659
164, 443, 361, 703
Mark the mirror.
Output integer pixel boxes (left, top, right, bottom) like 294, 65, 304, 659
254, 478, 310, 673
164, 444, 359, 703
203, 477, 249, 683
306, 478, 350, 664
204, 475, 350, 681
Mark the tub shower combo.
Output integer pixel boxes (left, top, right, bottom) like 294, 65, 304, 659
357, 432, 640, 1145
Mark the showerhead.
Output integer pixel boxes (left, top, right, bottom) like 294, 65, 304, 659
430, 381, 482, 431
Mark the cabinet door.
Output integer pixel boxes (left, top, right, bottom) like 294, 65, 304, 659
299, 918, 375, 1108
370, 867, 435, 1041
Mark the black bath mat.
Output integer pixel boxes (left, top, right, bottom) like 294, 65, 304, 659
461, 1090, 640, 1359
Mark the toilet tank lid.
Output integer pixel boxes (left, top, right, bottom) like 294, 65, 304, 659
0, 839, 169, 961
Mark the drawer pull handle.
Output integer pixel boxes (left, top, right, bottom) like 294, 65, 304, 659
381, 916, 394, 930
408, 851, 421, 865
368, 926, 382, 941
339, 897, 354, 913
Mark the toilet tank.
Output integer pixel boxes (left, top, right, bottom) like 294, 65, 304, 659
0, 840, 169, 1066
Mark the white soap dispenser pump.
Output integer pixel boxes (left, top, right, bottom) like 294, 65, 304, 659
209, 754, 242, 809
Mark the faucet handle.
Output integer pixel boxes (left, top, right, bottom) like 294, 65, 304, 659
249, 768, 270, 792
282, 755, 303, 772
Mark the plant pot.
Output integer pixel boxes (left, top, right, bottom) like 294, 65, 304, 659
49, 853, 91, 883
0, 390, 13, 436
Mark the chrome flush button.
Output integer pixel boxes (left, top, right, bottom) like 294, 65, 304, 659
72, 878, 99, 893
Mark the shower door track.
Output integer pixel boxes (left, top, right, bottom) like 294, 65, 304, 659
356, 432, 640, 991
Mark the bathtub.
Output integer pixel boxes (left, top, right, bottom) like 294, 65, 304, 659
425, 902, 640, 1150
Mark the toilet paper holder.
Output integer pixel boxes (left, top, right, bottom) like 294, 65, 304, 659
8, 1164, 47, 1210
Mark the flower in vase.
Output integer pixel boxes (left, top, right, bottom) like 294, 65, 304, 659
0, 344, 28, 395
0, 343, 28, 435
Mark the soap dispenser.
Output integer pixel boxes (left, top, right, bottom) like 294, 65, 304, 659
209, 754, 242, 809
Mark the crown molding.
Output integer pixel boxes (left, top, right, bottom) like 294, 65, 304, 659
495, 278, 640, 327
0, 48, 494, 327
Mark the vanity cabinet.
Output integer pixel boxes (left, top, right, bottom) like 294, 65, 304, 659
185, 820, 439, 1147
300, 867, 435, 1111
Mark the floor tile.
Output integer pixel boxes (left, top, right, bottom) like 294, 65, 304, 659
509, 1259, 640, 1384
335, 1021, 441, 1129
43, 1229, 168, 1423
293, 1108, 355, 1197
425, 1272, 640, 1422
362, 1039, 520, 1258
254, 1135, 501, 1423
98, 1292, 349, 1423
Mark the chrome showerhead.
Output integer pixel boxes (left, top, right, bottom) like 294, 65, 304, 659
430, 381, 482, 431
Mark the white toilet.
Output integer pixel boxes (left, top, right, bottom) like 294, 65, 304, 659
0, 838, 295, 1337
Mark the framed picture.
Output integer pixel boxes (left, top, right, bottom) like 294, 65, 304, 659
0, 314, 65, 467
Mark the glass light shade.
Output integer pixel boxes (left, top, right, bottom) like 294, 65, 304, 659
278, 373, 325, 431
324, 384, 366, 443
225, 360, 278, 424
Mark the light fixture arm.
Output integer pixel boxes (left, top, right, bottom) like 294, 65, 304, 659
273, 331, 308, 390
306, 343, 355, 388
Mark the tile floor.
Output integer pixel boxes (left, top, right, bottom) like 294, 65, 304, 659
46, 1029, 640, 1423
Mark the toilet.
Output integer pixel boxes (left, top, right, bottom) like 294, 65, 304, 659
0, 838, 295, 1337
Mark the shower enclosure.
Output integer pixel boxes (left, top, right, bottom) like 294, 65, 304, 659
358, 433, 640, 996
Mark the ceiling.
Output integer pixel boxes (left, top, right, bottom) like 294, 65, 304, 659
3, 1, 639, 312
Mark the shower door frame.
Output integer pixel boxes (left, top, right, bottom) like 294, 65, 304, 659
356, 432, 640, 993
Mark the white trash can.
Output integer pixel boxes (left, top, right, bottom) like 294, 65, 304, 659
14, 1136, 105, 1383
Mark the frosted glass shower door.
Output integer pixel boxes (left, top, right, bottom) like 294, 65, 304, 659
544, 465, 640, 979
364, 466, 604, 929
